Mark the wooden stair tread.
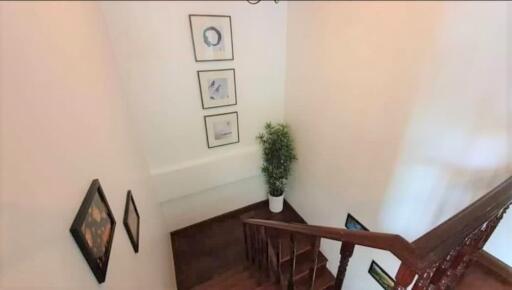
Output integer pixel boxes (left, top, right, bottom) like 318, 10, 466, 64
277, 234, 315, 262
281, 251, 328, 281
256, 267, 335, 290
295, 267, 335, 290
191, 265, 263, 290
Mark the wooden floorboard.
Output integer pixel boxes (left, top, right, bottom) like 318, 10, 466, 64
170, 200, 305, 290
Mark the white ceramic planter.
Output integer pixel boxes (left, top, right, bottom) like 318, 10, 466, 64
268, 194, 284, 213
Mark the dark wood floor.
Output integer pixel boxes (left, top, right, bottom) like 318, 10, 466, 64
170, 200, 305, 290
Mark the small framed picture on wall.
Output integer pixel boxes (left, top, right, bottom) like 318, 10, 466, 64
204, 112, 239, 148
197, 69, 237, 109
189, 14, 234, 62
368, 260, 396, 290
69, 179, 116, 284
123, 190, 140, 253
345, 213, 369, 231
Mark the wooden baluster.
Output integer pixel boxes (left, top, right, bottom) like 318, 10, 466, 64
277, 237, 283, 284
243, 223, 250, 261
333, 242, 354, 290
309, 237, 321, 290
257, 226, 263, 269
288, 234, 297, 290
393, 264, 416, 290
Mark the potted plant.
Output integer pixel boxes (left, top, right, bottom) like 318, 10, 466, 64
257, 122, 297, 213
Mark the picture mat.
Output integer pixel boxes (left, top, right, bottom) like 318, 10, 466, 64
204, 112, 239, 148
190, 15, 233, 61
198, 69, 237, 109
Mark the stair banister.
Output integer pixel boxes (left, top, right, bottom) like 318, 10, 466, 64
243, 176, 512, 290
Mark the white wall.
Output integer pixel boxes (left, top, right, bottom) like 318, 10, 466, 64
284, 2, 510, 290
100, 1, 287, 230
0, 2, 173, 289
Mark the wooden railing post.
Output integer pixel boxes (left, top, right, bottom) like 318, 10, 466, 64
334, 242, 354, 290
288, 234, 297, 290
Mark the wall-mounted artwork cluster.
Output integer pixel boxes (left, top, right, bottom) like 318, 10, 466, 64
70, 179, 140, 283
190, 14, 240, 149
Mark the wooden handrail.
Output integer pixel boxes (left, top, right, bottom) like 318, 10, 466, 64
412, 175, 512, 271
244, 176, 512, 289
244, 219, 421, 269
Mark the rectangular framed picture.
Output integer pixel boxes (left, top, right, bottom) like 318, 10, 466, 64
197, 69, 237, 109
123, 190, 140, 253
369, 261, 395, 290
70, 179, 116, 284
345, 213, 369, 231
204, 112, 239, 148
189, 14, 234, 62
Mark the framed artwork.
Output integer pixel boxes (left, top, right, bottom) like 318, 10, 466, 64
345, 213, 369, 231
70, 179, 116, 283
123, 190, 140, 253
189, 14, 234, 62
204, 112, 239, 148
369, 261, 395, 290
197, 69, 237, 109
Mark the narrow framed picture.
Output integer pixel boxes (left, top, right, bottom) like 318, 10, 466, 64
70, 179, 116, 284
197, 69, 237, 109
189, 14, 234, 62
345, 213, 369, 231
204, 112, 239, 148
369, 260, 395, 290
123, 190, 140, 253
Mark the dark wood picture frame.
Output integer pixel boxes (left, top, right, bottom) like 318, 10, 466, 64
123, 190, 140, 253
189, 14, 234, 62
369, 260, 395, 290
204, 111, 240, 148
345, 213, 369, 231
197, 68, 237, 109
70, 179, 116, 284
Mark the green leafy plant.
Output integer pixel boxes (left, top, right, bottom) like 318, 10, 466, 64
257, 122, 297, 197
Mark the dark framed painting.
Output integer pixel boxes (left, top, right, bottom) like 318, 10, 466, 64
369, 260, 395, 290
345, 213, 369, 231
204, 111, 239, 148
189, 14, 234, 62
123, 190, 140, 253
197, 69, 237, 109
70, 179, 116, 283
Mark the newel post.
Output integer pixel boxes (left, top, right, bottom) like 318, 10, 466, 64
394, 264, 416, 290
334, 242, 355, 290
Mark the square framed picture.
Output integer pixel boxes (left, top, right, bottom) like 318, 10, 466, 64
345, 213, 369, 231
189, 14, 234, 62
70, 179, 116, 284
123, 190, 140, 253
204, 112, 239, 148
197, 69, 237, 109
369, 261, 395, 290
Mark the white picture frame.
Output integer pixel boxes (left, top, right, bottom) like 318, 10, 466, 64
197, 69, 237, 109
204, 112, 239, 148
189, 14, 234, 62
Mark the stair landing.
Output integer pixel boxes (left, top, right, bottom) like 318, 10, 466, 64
170, 200, 307, 290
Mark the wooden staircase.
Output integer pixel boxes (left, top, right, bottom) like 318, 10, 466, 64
192, 234, 334, 290
242, 176, 512, 290
174, 176, 512, 290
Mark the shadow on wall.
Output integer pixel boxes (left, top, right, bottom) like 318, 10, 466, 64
379, 1, 511, 264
